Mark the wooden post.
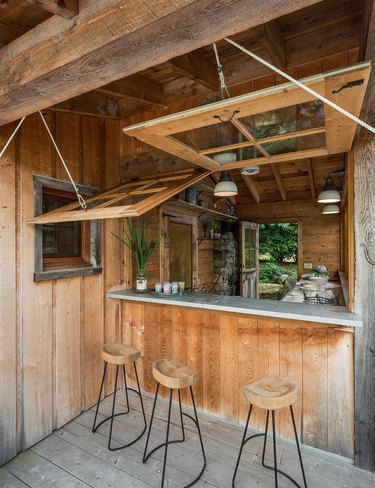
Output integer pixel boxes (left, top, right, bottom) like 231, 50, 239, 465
353, 135, 375, 471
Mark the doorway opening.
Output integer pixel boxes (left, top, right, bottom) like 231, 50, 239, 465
258, 222, 298, 300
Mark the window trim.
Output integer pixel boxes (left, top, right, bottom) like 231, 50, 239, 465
33, 174, 102, 282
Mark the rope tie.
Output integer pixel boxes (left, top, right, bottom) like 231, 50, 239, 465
38, 111, 87, 209
213, 42, 231, 100
224, 37, 375, 136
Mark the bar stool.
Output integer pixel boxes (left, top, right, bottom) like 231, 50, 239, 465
92, 342, 147, 451
233, 375, 308, 488
143, 359, 206, 488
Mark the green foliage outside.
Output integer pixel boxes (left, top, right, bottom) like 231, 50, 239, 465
259, 262, 298, 284
259, 262, 284, 283
259, 223, 298, 263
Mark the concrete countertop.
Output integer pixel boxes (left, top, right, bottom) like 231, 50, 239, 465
107, 289, 362, 327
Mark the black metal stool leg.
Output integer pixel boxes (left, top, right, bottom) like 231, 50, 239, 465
108, 365, 120, 450
290, 405, 308, 488
261, 410, 270, 466
188, 386, 207, 480
160, 389, 173, 488
134, 362, 147, 427
271, 410, 278, 488
178, 389, 185, 441
232, 405, 252, 487
92, 361, 107, 433
143, 382, 160, 463
122, 365, 130, 414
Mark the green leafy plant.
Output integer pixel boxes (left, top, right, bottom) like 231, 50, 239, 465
206, 220, 220, 232
112, 218, 160, 274
259, 262, 284, 283
259, 223, 298, 263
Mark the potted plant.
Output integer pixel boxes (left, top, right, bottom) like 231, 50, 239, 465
206, 220, 221, 238
309, 265, 329, 286
112, 218, 160, 292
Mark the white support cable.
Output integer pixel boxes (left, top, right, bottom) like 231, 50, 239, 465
224, 37, 375, 136
213, 42, 231, 100
38, 111, 87, 209
0, 116, 26, 159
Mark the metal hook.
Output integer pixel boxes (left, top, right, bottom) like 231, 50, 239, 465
213, 110, 240, 123
360, 243, 375, 266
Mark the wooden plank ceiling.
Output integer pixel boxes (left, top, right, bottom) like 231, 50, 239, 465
1, 0, 367, 210
0, 0, 329, 125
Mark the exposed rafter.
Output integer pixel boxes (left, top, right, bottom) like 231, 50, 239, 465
271, 163, 287, 200
167, 51, 219, 91
307, 158, 316, 198
96, 75, 167, 107
31, 0, 78, 19
51, 92, 120, 118
241, 173, 261, 203
262, 20, 286, 69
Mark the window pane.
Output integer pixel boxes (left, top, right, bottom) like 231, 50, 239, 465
169, 222, 192, 288
42, 192, 82, 258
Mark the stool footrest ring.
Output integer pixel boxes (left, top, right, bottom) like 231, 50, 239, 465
92, 361, 147, 452
143, 384, 206, 488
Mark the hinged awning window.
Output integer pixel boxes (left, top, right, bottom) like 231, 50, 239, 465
122, 62, 370, 172
28, 169, 210, 224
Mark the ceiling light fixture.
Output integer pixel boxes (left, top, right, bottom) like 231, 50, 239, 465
241, 165, 260, 176
322, 204, 340, 214
317, 176, 341, 203
213, 153, 238, 197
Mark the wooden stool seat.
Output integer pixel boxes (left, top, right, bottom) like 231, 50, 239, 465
101, 342, 140, 365
243, 375, 299, 410
153, 359, 197, 389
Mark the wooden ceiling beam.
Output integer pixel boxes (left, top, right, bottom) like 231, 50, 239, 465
167, 51, 219, 90
31, 0, 79, 19
262, 20, 286, 69
95, 74, 168, 107
50, 92, 120, 118
241, 173, 261, 203
271, 163, 287, 201
307, 158, 316, 198
0, 0, 325, 125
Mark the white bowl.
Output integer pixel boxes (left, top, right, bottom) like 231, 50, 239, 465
309, 276, 329, 286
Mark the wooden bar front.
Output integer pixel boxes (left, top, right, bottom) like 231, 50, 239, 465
121, 300, 354, 459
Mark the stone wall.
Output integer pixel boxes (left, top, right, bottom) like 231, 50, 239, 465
213, 232, 238, 295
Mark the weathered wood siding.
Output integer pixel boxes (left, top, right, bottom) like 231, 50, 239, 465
121, 300, 354, 458
0, 113, 123, 465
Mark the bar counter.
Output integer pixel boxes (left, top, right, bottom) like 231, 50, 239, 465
107, 289, 362, 327
108, 288, 357, 459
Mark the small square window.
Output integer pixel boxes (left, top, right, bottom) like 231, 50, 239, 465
34, 175, 102, 281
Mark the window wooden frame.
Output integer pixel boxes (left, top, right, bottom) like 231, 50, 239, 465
122, 62, 370, 171
33, 174, 102, 282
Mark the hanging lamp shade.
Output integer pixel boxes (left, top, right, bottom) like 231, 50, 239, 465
322, 204, 340, 214
317, 176, 341, 203
214, 170, 238, 196
213, 153, 238, 197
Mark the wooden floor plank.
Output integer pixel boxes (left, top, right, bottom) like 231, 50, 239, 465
0, 468, 31, 488
4, 450, 92, 488
31, 435, 149, 488
5, 394, 375, 488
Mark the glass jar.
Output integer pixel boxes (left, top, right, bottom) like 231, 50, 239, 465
171, 281, 178, 294
136, 269, 147, 292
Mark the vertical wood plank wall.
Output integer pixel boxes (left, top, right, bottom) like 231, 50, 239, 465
0, 113, 123, 465
121, 301, 355, 459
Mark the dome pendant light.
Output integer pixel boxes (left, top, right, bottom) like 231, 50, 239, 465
317, 176, 341, 203
213, 153, 238, 197
322, 204, 340, 214
214, 170, 238, 197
